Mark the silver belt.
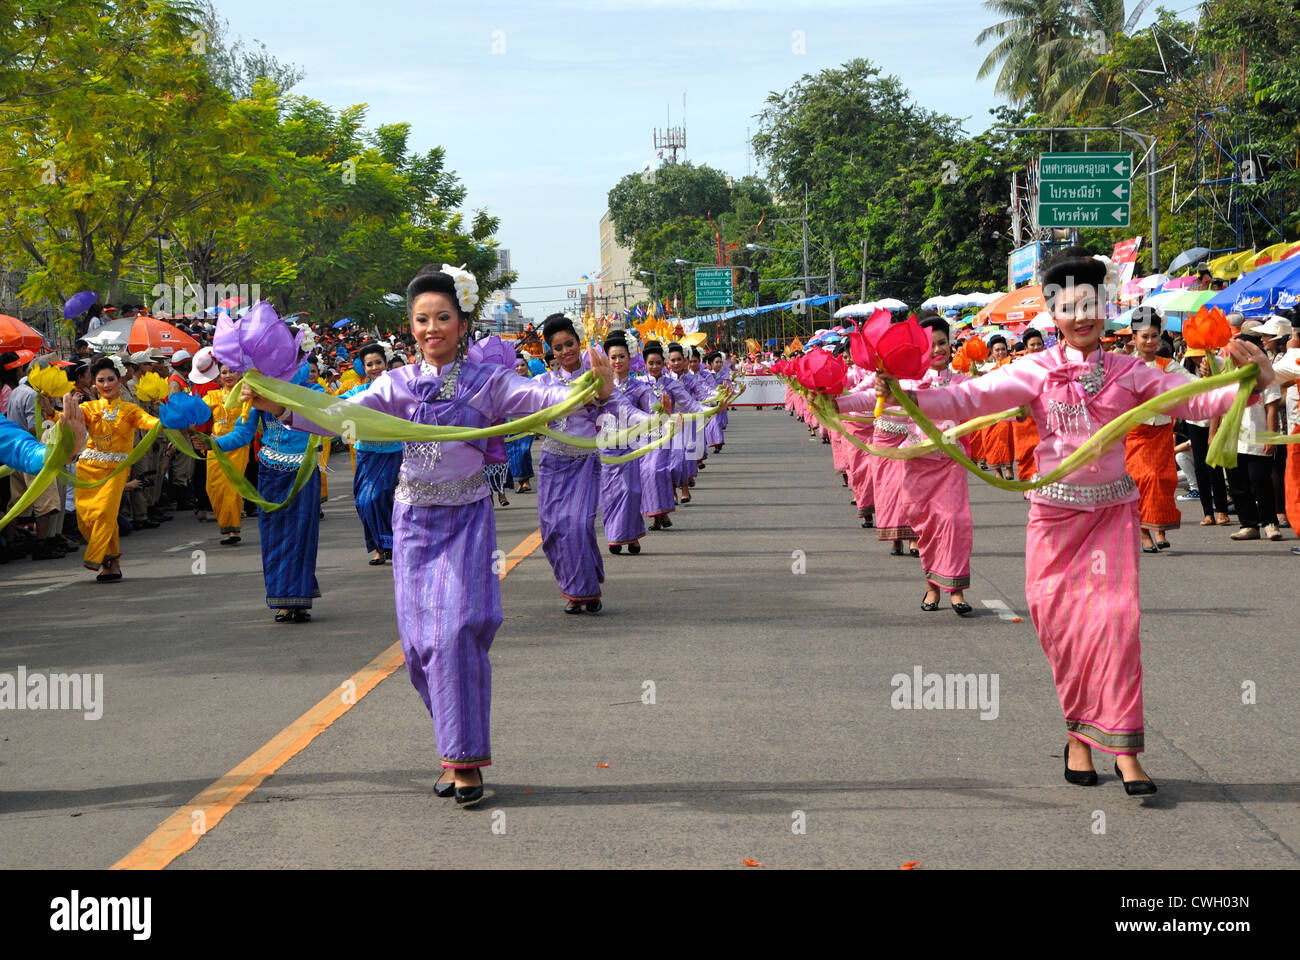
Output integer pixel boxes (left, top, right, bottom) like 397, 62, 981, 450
395, 472, 488, 507
874, 418, 911, 437
260, 448, 306, 472
541, 437, 598, 459
1034, 473, 1136, 505
79, 449, 128, 463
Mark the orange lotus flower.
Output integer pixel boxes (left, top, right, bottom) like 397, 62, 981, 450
951, 351, 972, 373
901, 861, 921, 870
1183, 306, 1232, 352
963, 336, 988, 364
742, 859, 765, 868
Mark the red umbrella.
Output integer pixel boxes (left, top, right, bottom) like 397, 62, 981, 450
0, 315, 44, 352
82, 316, 200, 356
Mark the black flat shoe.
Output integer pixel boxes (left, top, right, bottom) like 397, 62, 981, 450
1064, 741, 1098, 786
627, 542, 641, 555
1114, 760, 1158, 795
909, 548, 919, 557
564, 601, 584, 614
455, 769, 484, 806
890, 545, 904, 556
585, 599, 602, 614
290, 609, 311, 623
95, 571, 123, 583
434, 772, 456, 798
274, 610, 293, 622
1142, 545, 1159, 554
921, 597, 939, 612
1155, 541, 1170, 550
951, 601, 973, 617
220, 535, 241, 546
368, 555, 386, 565
661, 518, 672, 528
608, 544, 622, 554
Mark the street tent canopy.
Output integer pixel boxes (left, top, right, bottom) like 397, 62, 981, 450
694, 293, 844, 324
1204, 258, 1300, 316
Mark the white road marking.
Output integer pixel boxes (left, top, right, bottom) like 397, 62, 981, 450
165, 540, 204, 554
23, 578, 80, 596
981, 599, 1024, 623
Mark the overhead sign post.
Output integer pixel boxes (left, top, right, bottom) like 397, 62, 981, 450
1036, 152, 1132, 228
694, 268, 734, 309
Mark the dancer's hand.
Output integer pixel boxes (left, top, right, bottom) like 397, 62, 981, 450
588, 345, 613, 399
59, 392, 87, 454
1227, 338, 1275, 389
240, 383, 286, 416
660, 391, 673, 414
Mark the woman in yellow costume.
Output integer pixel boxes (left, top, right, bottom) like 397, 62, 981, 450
201, 363, 254, 546
77, 356, 160, 582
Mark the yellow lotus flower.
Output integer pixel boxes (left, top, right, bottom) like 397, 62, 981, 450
27, 364, 73, 399
135, 371, 170, 403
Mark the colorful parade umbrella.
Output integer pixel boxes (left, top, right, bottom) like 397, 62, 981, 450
63, 291, 98, 320
82, 316, 200, 356
0, 315, 45, 352
974, 285, 1045, 325
333, 317, 355, 329
1162, 275, 1198, 290
1154, 289, 1214, 315
1168, 247, 1210, 274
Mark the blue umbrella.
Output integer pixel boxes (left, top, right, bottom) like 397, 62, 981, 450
333, 317, 355, 329
63, 290, 97, 319
1204, 259, 1293, 316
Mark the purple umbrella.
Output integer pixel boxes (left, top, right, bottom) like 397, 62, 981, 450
63, 291, 98, 319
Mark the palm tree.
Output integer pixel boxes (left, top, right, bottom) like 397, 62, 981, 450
1042, 0, 1156, 119
975, 0, 1077, 112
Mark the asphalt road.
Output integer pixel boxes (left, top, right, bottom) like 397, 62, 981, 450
1, 410, 1296, 869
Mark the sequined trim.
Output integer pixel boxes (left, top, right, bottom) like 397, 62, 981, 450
1034, 473, 1136, 505
259, 448, 306, 472
1067, 720, 1143, 753
79, 448, 128, 463
395, 473, 488, 506
541, 437, 597, 458
874, 418, 911, 437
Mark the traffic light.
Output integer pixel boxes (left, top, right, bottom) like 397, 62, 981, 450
748, 270, 760, 294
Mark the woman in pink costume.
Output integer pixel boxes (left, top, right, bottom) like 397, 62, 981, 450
868, 247, 1274, 794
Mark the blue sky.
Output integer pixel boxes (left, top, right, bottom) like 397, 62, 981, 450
212, 0, 1158, 318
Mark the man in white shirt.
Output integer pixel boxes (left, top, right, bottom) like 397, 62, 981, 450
1227, 319, 1284, 540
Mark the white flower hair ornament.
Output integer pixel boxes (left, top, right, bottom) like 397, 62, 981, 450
296, 324, 317, 354
379, 339, 396, 363
1093, 255, 1121, 298
109, 355, 127, 378
441, 264, 479, 314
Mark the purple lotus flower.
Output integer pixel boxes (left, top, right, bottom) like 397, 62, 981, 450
468, 334, 516, 369
214, 301, 307, 381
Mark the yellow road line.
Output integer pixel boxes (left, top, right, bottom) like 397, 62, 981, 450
112, 527, 544, 870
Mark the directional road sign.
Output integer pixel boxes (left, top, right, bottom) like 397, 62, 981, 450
1037, 152, 1132, 228
694, 268, 734, 308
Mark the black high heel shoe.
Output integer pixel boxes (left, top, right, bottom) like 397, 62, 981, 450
434, 771, 455, 798
1114, 759, 1158, 795
1064, 740, 1098, 786
455, 769, 484, 806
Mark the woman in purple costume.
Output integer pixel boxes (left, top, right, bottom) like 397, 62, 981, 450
243, 266, 614, 805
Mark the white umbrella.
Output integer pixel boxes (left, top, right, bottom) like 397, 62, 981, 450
1141, 290, 1182, 315
1138, 273, 1169, 290
874, 297, 908, 310
834, 302, 880, 319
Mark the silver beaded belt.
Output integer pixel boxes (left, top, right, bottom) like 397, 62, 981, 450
79, 449, 128, 463
1034, 473, 1136, 505
395, 472, 488, 507
259, 448, 306, 472
874, 418, 911, 437
541, 437, 598, 459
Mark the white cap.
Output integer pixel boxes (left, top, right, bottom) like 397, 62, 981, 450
1252, 315, 1293, 338
189, 346, 221, 384
171, 349, 193, 364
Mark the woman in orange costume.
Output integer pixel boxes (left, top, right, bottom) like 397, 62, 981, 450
1012, 327, 1047, 479
1123, 307, 1194, 552
199, 364, 254, 545
77, 357, 161, 582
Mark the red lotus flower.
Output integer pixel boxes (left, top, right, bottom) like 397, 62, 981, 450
868, 313, 930, 381
793, 348, 847, 395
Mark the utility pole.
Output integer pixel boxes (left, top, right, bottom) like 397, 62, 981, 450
860, 235, 868, 302
802, 184, 811, 331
